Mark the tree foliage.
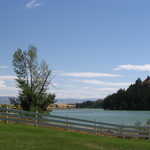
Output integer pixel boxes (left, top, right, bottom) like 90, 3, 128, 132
12, 46, 55, 112
76, 99, 103, 108
102, 76, 150, 110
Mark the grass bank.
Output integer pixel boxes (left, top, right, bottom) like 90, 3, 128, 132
0, 124, 150, 150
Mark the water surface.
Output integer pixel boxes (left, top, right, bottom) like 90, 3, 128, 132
51, 109, 150, 125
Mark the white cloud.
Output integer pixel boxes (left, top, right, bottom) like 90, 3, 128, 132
61, 72, 121, 78
0, 75, 17, 96
0, 79, 17, 94
0, 75, 16, 89
25, 0, 41, 8
0, 76, 16, 81
51, 71, 128, 99
76, 79, 130, 87
0, 81, 7, 88
51, 87, 119, 99
114, 64, 150, 71
0, 85, 17, 91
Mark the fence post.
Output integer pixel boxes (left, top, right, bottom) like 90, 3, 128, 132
148, 127, 150, 139
6, 106, 8, 124
34, 110, 39, 127
16, 109, 19, 124
118, 126, 123, 137
66, 117, 68, 130
95, 120, 97, 135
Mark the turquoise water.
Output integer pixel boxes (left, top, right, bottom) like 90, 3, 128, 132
51, 109, 150, 125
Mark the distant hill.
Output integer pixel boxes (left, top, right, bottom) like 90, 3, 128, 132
56, 98, 97, 104
103, 76, 150, 110
76, 99, 103, 108
0, 97, 97, 105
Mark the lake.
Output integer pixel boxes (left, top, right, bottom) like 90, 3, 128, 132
51, 109, 150, 125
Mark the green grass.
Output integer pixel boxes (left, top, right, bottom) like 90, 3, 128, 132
0, 124, 150, 150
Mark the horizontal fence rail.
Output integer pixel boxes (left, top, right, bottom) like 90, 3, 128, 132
0, 107, 150, 139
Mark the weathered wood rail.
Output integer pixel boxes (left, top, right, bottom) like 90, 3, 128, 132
0, 107, 150, 139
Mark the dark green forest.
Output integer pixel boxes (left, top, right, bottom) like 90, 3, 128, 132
103, 76, 150, 110
76, 99, 103, 108
76, 76, 150, 110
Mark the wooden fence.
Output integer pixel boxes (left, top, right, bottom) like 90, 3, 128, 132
0, 107, 150, 139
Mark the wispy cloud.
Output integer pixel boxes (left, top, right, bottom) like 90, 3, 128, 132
51, 87, 118, 99
51, 71, 128, 99
0, 76, 16, 81
0, 77, 16, 90
114, 64, 150, 71
0, 81, 7, 88
0, 75, 17, 96
61, 72, 121, 78
76, 79, 130, 87
0, 76, 17, 89
25, 0, 41, 8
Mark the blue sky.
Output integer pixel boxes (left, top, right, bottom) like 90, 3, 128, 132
1, 0, 150, 99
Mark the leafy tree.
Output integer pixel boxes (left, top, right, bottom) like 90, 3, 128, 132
102, 77, 150, 110
12, 46, 55, 112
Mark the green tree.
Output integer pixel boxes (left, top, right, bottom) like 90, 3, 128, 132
12, 46, 55, 112
102, 77, 150, 110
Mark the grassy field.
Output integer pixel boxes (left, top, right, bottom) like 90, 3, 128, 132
0, 124, 150, 150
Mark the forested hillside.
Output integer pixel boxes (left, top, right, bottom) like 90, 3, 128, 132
103, 76, 150, 110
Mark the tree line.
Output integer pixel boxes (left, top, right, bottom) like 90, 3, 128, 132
103, 77, 150, 110
76, 99, 103, 108
76, 77, 150, 110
